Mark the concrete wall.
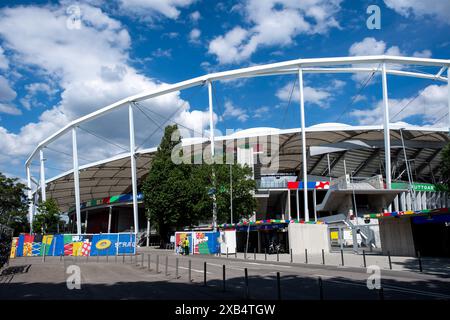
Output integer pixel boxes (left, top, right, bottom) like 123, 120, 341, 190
379, 217, 416, 257
288, 223, 330, 255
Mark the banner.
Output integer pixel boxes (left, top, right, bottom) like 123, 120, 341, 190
10, 233, 136, 258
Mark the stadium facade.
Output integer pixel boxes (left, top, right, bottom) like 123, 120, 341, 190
25, 55, 450, 257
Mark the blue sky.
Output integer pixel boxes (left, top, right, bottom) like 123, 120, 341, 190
0, 0, 449, 180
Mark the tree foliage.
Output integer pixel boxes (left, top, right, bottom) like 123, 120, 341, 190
142, 125, 257, 244
33, 198, 63, 234
0, 172, 29, 235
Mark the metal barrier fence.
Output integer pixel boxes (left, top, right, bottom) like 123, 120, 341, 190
0, 224, 13, 268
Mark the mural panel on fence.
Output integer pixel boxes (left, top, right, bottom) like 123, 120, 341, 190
174, 231, 220, 254
10, 233, 136, 258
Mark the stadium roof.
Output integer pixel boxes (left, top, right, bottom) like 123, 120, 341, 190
40, 123, 449, 211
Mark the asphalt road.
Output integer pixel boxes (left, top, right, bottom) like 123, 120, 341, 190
1, 249, 449, 300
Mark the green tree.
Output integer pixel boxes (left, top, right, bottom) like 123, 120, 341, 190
142, 125, 257, 245
192, 162, 256, 225
441, 142, 450, 189
33, 199, 63, 234
0, 172, 29, 235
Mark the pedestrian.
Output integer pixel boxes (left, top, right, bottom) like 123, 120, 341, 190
184, 237, 190, 256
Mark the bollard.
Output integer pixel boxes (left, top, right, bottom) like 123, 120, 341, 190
265, 248, 267, 261
379, 287, 384, 300
226, 247, 228, 259
244, 251, 247, 260
188, 259, 192, 282
340, 249, 344, 266
122, 255, 125, 264
156, 255, 160, 273
235, 248, 237, 258
222, 265, 226, 292
142, 253, 144, 268
42, 244, 46, 263
106, 253, 109, 262
277, 250, 279, 262
290, 249, 293, 263
60, 253, 63, 262
305, 249, 308, 264
417, 251, 423, 272
176, 257, 179, 278
244, 268, 249, 299
115, 254, 117, 263
254, 248, 256, 260
388, 251, 392, 270
203, 262, 207, 286
318, 277, 324, 300
322, 249, 325, 265
148, 254, 151, 271
165, 256, 169, 276
277, 272, 281, 300
363, 250, 366, 268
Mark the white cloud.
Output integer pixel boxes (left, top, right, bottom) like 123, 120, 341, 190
190, 10, 201, 22
222, 100, 249, 122
119, 0, 196, 20
349, 37, 402, 56
349, 84, 448, 126
253, 106, 270, 119
0, 75, 17, 102
0, 103, 21, 115
0, 46, 8, 70
152, 48, 172, 58
384, 0, 450, 24
189, 28, 201, 43
276, 82, 334, 108
0, 3, 213, 177
20, 82, 58, 110
413, 49, 432, 58
352, 94, 367, 103
208, 0, 342, 64
348, 37, 403, 82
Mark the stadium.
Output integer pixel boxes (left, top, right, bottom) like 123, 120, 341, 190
24, 55, 450, 257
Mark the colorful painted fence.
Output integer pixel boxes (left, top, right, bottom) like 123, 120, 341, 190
9, 233, 136, 258
174, 231, 220, 255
